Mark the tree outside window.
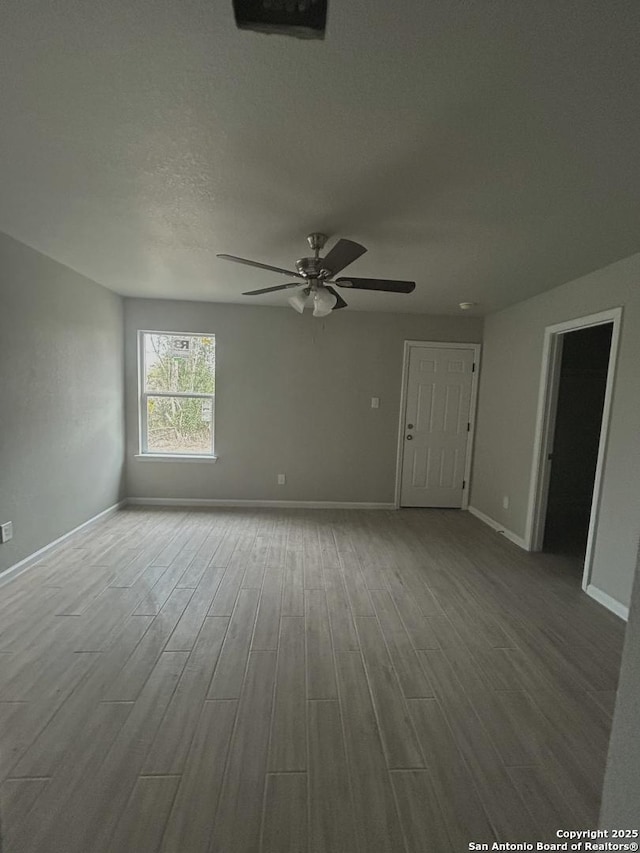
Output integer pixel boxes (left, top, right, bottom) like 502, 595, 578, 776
140, 332, 216, 455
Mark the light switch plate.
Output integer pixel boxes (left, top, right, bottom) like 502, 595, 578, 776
0, 521, 13, 543
371, 397, 380, 409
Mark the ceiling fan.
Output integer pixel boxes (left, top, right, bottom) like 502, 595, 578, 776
217, 233, 416, 317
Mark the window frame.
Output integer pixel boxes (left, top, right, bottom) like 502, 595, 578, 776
137, 329, 217, 459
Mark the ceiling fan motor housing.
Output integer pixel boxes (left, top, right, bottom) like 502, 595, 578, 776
295, 257, 332, 279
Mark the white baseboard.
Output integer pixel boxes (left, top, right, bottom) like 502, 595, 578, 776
586, 584, 629, 621
468, 509, 629, 620
126, 497, 396, 510
1, 500, 630, 624
467, 506, 529, 550
0, 500, 126, 586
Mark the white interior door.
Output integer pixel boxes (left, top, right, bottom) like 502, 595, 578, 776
400, 345, 475, 507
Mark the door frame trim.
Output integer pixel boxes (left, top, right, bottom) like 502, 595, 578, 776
394, 341, 482, 509
524, 307, 623, 591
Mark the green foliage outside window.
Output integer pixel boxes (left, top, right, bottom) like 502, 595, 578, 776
144, 334, 215, 453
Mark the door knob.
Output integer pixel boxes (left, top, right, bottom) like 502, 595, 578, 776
407, 423, 414, 429
406, 435, 413, 440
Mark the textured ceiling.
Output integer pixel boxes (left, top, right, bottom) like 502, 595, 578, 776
1, 0, 640, 315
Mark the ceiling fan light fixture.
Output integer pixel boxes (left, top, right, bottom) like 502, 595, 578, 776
288, 289, 309, 313
312, 286, 337, 317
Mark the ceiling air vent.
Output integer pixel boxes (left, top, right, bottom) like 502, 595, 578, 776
232, 0, 327, 39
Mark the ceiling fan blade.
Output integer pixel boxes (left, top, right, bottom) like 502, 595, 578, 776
322, 239, 367, 276
242, 283, 301, 295
335, 277, 416, 293
324, 285, 348, 310
217, 254, 304, 279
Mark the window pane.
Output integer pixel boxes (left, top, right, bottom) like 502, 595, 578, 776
146, 396, 213, 455
144, 334, 215, 394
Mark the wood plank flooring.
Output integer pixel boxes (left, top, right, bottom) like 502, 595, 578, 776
0, 507, 626, 852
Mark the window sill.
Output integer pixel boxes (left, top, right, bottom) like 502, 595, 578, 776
134, 454, 218, 463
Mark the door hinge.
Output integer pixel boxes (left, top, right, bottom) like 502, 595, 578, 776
467, 422, 470, 432
462, 479, 466, 489
472, 362, 476, 372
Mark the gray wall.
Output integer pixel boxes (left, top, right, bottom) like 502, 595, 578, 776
600, 540, 640, 827
124, 299, 482, 503
0, 232, 125, 574
471, 252, 640, 607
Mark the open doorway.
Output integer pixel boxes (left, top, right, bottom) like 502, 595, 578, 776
527, 308, 622, 591
543, 324, 612, 569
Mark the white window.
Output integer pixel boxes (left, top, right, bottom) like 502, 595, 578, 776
138, 331, 216, 457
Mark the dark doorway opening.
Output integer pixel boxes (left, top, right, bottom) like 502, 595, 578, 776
543, 323, 613, 569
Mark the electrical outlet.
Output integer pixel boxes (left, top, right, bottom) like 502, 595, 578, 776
502, 496, 509, 510
277, 474, 286, 485
0, 521, 13, 543
371, 397, 380, 409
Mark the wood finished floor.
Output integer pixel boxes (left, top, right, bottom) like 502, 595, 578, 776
0, 507, 626, 853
